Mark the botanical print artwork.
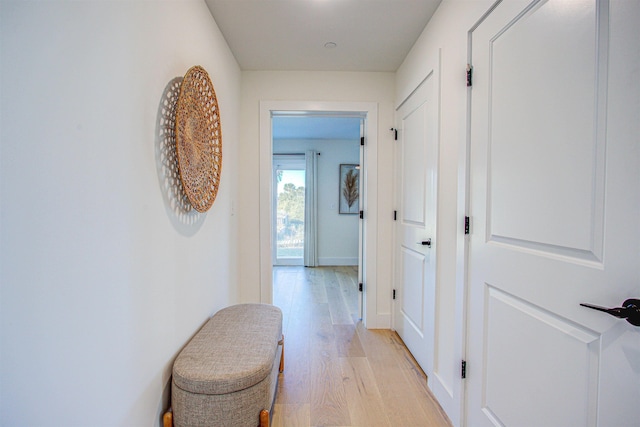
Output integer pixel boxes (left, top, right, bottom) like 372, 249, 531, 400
339, 164, 359, 214
343, 170, 358, 207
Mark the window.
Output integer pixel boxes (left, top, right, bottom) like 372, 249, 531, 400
273, 156, 305, 265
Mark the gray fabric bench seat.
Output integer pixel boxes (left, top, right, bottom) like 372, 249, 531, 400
167, 304, 284, 427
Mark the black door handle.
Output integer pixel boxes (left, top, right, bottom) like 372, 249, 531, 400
580, 299, 640, 326
417, 239, 431, 248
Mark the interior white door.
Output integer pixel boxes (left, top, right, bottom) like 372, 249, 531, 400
394, 58, 440, 376
465, 1, 640, 426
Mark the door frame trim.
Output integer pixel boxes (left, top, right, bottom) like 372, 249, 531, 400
259, 100, 381, 328
461, 3, 551, 426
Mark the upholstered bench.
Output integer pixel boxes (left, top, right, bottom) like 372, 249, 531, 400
164, 304, 284, 427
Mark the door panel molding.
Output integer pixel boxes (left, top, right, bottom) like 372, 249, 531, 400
483, 285, 600, 427
400, 246, 427, 333
485, 0, 607, 259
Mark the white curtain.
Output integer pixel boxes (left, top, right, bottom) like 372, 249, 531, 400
304, 150, 318, 267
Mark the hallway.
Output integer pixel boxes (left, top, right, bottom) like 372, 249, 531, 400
271, 266, 452, 426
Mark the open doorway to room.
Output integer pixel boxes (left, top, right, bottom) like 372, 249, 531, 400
259, 101, 379, 328
272, 115, 361, 268
270, 114, 364, 318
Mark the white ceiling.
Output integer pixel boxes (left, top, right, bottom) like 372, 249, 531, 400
205, 0, 442, 72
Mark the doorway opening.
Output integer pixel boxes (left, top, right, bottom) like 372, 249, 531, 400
259, 101, 379, 328
271, 114, 363, 318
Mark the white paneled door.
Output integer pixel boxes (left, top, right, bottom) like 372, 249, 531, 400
466, 1, 640, 426
394, 55, 440, 377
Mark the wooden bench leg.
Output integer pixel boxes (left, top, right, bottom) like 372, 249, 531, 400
163, 408, 173, 427
278, 334, 285, 373
260, 409, 270, 427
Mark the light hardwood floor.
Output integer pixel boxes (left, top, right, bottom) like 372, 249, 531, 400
271, 266, 452, 427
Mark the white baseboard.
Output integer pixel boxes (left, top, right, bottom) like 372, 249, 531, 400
366, 312, 391, 329
429, 371, 457, 426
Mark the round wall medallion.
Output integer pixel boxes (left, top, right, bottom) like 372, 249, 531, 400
175, 65, 222, 213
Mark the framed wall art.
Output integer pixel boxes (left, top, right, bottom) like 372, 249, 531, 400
339, 164, 359, 214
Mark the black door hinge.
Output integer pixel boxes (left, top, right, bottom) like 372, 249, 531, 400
461, 360, 467, 379
393, 289, 396, 300
359, 210, 364, 219
359, 283, 363, 292
466, 64, 473, 87
464, 216, 470, 235
360, 136, 365, 146
393, 210, 397, 221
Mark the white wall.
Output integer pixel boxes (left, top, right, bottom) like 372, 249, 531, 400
0, 1, 240, 426
239, 71, 395, 328
274, 139, 360, 265
395, 1, 494, 425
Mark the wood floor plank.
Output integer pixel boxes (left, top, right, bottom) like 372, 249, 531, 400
386, 332, 453, 426
276, 269, 313, 404
272, 266, 452, 427
355, 325, 444, 426
275, 329, 310, 404
309, 350, 351, 426
305, 267, 329, 304
339, 357, 391, 427
335, 267, 360, 317
271, 403, 310, 427
333, 324, 365, 358
324, 268, 353, 325
307, 297, 351, 426
273, 268, 297, 330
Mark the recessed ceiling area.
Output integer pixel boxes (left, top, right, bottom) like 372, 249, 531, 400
205, 0, 442, 72
272, 116, 362, 140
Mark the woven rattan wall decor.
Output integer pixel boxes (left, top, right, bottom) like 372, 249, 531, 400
174, 65, 222, 213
